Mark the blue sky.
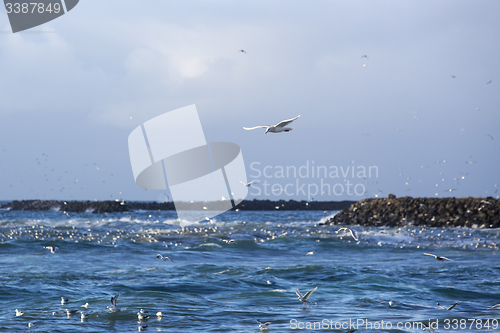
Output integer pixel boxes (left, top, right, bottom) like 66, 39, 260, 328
0, 0, 499, 202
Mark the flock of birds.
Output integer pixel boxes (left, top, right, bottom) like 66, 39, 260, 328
14, 293, 163, 331
8, 219, 500, 331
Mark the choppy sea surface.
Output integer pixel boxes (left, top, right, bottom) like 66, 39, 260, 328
0, 206, 499, 333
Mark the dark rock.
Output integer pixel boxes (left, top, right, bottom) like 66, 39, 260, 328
1, 199, 355, 213
323, 197, 500, 228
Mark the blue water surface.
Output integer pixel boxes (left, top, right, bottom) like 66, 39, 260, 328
0, 208, 499, 332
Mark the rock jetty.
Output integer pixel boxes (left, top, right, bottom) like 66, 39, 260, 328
322, 194, 500, 228
1, 199, 354, 213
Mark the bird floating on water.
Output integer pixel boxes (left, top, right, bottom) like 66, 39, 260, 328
296, 286, 317, 306
244, 115, 300, 134
137, 309, 150, 320
424, 253, 452, 261
15, 309, 24, 316
61, 297, 68, 305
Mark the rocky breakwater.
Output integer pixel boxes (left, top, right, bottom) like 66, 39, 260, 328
1, 199, 355, 212
322, 195, 500, 228
5, 200, 129, 213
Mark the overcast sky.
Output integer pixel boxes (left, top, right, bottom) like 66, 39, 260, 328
0, 0, 499, 202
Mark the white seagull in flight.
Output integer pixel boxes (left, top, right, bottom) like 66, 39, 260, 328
239, 180, 259, 187
296, 286, 317, 305
107, 293, 120, 312
244, 115, 300, 134
157, 254, 174, 263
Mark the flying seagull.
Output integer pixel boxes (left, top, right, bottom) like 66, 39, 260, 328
336, 227, 359, 241
107, 293, 120, 312
239, 50, 247, 54
487, 80, 492, 84
157, 254, 174, 263
244, 115, 300, 134
296, 286, 317, 305
437, 302, 458, 310
424, 253, 452, 261
488, 304, 500, 309
361, 55, 369, 59
44, 246, 58, 254
257, 320, 272, 330
239, 180, 259, 187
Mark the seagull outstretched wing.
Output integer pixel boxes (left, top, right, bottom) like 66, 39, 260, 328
243, 125, 269, 130
302, 286, 317, 301
275, 115, 300, 128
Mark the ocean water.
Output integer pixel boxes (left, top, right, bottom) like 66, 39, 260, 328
0, 207, 499, 332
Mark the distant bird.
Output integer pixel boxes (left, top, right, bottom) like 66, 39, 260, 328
306, 251, 314, 256
137, 309, 150, 320
486, 80, 492, 84
239, 50, 247, 54
444, 189, 457, 192
244, 115, 300, 134
257, 320, 273, 330
487, 134, 494, 140
156, 311, 163, 317
222, 239, 236, 244
138, 324, 148, 331
44, 246, 58, 254
61, 297, 68, 305
438, 302, 458, 310
15, 309, 24, 316
424, 253, 452, 261
378, 300, 395, 306
81, 303, 89, 308
157, 254, 174, 263
296, 286, 317, 305
66, 309, 78, 315
107, 293, 120, 312
361, 55, 369, 59
422, 323, 436, 332
80, 311, 89, 319
239, 180, 259, 187
28, 322, 35, 328
451, 75, 456, 78
336, 227, 359, 241
488, 304, 500, 309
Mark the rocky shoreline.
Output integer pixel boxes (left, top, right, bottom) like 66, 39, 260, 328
0, 199, 354, 213
3, 196, 499, 228
321, 194, 500, 228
